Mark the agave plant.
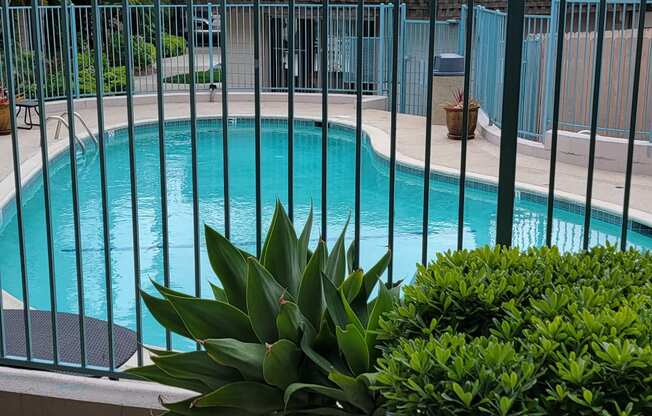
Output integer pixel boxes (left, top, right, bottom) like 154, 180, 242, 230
127, 202, 395, 415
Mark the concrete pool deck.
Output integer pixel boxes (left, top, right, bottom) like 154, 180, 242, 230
1, 92, 652, 227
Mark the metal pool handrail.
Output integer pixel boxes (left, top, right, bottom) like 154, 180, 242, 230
46, 115, 87, 153
47, 111, 100, 152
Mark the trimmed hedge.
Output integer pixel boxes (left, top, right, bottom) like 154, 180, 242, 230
162, 33, 187, 58
376, 245, 652, 415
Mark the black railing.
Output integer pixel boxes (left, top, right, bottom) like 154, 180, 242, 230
0, 0, 648, 379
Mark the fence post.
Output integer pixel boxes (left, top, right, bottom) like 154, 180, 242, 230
69, 2, 80, 98
208, 3, 214, 85
399, 3, 406, 113
495, 1, 525, 246
377, 4, 385, 96
541, 0, 559, 144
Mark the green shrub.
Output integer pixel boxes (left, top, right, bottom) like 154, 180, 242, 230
162, 33, 187, 58
131, 35, 156, 72
376, 245, 652, 415
105, 33, 156, 73
128, 202, 397, 415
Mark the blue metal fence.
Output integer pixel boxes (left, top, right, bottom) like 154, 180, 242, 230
0, 1, 650, 140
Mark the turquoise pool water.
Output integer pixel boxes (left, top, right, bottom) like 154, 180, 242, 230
1, 118, 650, 351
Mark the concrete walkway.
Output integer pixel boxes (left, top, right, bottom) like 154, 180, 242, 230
1, 93, 651, 223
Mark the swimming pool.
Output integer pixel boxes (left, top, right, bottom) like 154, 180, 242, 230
1, 117, 651, 350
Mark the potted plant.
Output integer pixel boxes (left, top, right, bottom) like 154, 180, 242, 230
0, 88, 10, 135
443, 88, 480, 140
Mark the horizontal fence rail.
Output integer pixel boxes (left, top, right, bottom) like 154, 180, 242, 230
0, 0, 649, 382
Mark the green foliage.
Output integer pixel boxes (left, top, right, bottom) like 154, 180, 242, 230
129, 202, 395, 415
106, 32, 156, 72
162, 33, 187, 58
376, 245, 652, 415
131, 35, 156, 72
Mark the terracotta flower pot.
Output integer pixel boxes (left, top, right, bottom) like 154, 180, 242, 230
0, 103, 11, 135
444, 104, 479, 140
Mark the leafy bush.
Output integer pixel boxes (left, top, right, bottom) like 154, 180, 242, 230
131, 35, 156, 72
128, 202, 396, 415
105, 33, 156, 73
376, 245, 652, 415
162, 33, 187, 58
71, 50, 127, 95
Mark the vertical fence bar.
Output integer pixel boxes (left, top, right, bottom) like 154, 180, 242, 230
495, 0, 525, 246
92, 0, 116, 370
546, 0, 567, 248
421, 0, 437, 266
288, 0, 295, 222
321, 0, 329, 240
582, 0, 607, 250
2, 0, 30, 360
61, 0, 87, 369
188, 0, 201, 301
253, 0, 262, 255
457, 0, 473, 250
220, 0, 231, 239
354, 0, 363, 269
122, 0, 143, 357
620, 0, 647, 250
386, 0, 399, 283
154, 0, 170, 354
31, 0, 59, 365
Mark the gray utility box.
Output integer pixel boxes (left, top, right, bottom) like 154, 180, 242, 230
431, 53, 465, 125
434, 53, 465, 76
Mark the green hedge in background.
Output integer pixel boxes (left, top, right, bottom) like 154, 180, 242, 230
162, 33, 187, 58
376, 245, 652, 415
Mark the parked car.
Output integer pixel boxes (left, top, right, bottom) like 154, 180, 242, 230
186, 16, 221, 47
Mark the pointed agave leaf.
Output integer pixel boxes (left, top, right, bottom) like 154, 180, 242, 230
193, 382, 283, 413
298, 241, 326, 329
209, 282, 228, 302
284, 383, 349, 409
297, 204, 314, 270
203, 338, 266, 381
300, 326, 335, 374
151, 351, 242, 391
365, 283, 394, 350
144, 346, 178, 357
126, 365, 209, 393
246, 258, 286, 343
276, 301, 304, 344
261, 201, 301, 294
263, 339, 302, 389
151, 280, 194, 299
322, 273, 348, 328
162, 398, 257, 416
205, 225, 248, 311
329, 371, 376, 414
140, 290, 192, 339
361, 250, 391, 299
336, 324, 369, 375
340, 270, 364, 304
166, 295, 257, 342
346, 240, 356, 275
341, 288, 365, 334
325, 218, 349, 286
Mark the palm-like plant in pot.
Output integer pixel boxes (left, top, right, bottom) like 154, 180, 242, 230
443, 88, 480, 140
127, 202, 396, 415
